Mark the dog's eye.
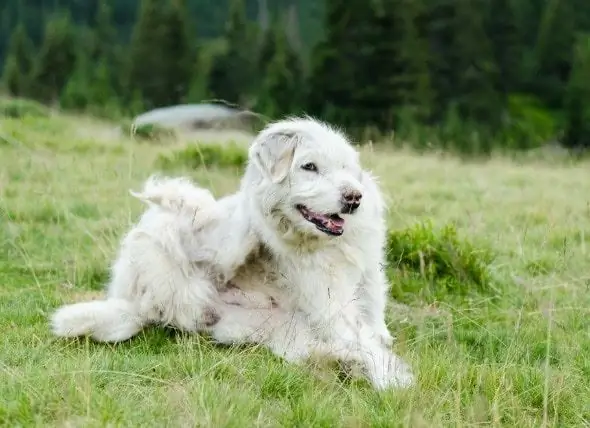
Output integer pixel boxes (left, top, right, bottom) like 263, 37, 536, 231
301, 163, 318, 172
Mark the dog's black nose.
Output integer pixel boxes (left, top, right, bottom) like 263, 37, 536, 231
341, 190, 362, 214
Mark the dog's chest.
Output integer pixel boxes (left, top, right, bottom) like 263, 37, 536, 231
230, 243, 365, 302
293, 248, 362, 284
230, 248, 281, 295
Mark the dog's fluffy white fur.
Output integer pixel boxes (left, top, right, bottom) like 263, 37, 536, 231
50, 175, 257, 341
51, 117, 414, 390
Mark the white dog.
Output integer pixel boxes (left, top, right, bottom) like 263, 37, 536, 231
51, 117, 414, 390
199, 117, 414, 389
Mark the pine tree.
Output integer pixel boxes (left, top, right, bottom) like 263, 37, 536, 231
486, 0, 522, 95
126, 0, 161, 107
2, 23, 35, 97
257, 17, 304, 118
423, 0, 457, 119
31, 12, 77, 103
348, 0, 402, 131
394, 0, 434, 123
207, 0, 258, 105
127, 0, 194, 109
257, 21, 277, 76
160, 0, 195, 105
92, 0, 118, 62
451, 0, 503, 124
61, 50, 118, 114
562, 35, 590, 150
91, 0, 124, 94
530, 0, 576, 107
307, 0, 374, 128
60, 52, 93, 111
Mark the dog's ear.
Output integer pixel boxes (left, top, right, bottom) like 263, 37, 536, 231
251, 131, 299, 183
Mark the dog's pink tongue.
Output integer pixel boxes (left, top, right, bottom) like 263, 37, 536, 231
320, 214, 344, 232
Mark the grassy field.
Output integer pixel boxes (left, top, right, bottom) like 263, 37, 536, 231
1, 111, 589, 427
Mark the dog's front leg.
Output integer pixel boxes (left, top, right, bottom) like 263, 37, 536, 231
295, 286, 413, 390
357, 262, 394, 346
214, 222, 259, 281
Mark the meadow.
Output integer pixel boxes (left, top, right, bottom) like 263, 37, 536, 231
1, 108, 589, 427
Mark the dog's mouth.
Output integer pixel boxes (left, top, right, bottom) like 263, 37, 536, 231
296, 204, 344, 236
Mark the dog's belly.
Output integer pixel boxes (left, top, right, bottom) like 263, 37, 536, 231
228, 245, 364, 312
229, 251, 284, 302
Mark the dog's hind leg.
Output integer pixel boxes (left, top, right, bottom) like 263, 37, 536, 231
203, 302, 363, 364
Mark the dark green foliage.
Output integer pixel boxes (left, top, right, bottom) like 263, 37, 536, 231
2, 0, 590, 154
30, 13, 77, 103
160, 0, 196, 104
450, 0, 503, 125
422, 0, 456, 120
91, 1, 118, 63
393, 0, 434, 123
256, 17, 305, 118
529, 0, 577, 108
127, 0, 195, 109
562, 35, 590, 150
0, 1, 325, 62
257, 22, 277, 75
2, 23, 35, 97
348, 0, 401, 131
207, 0, 258, 105
156, 143, 248, 171
500, 94, 559, 150
61, 56, 118, 116
385, 220, 496, 304
485, 0, 522, 95
59, 60, 91, 111
307, 0, 373, 130
89, 0, 125, 96
59, 11, 119, 115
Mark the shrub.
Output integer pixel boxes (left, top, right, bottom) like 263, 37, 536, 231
156, 142, 248, 171
500, 94, 559, 151
385, 220, 497, 304
0, 98, 50, 118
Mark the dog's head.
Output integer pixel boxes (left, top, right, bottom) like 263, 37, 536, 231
245, 117, 366, 239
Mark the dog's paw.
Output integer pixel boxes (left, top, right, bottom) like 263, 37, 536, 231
361, 321, 395, 347
366, 350, 414, 390
376, 327, 395, 347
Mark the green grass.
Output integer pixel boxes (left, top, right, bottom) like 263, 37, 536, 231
1, 112, 590, 427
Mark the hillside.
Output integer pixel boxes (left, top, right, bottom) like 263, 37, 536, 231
1, 109, 589, 426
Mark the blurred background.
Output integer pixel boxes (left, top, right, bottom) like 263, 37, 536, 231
1, 0, 589, 155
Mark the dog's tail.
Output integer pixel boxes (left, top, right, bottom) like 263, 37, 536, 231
130, 174, 216, 216
50, 298, 144, 343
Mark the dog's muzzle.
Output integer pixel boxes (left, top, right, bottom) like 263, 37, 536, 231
340, 190, 362, 214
